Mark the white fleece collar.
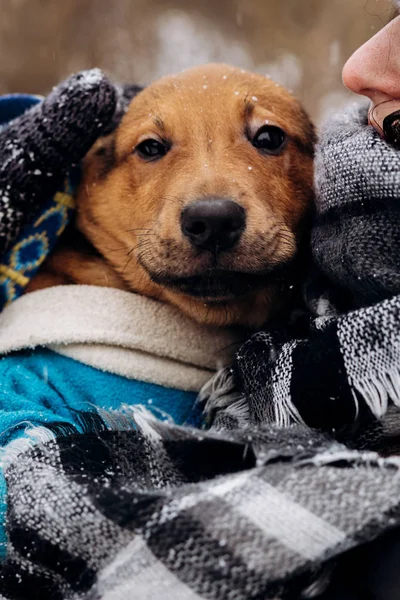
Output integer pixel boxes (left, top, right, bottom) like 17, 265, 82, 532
0, 285, 243, 391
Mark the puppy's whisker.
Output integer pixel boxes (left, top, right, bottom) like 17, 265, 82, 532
153, 278, 170, 302
136, 243, 152, 255
136, 249, 153, 266
122, 256, 133, 274
126, 239, 152, 257
103, 246, 129, 253
276, 233, 296, 247
135, 267, 150, 292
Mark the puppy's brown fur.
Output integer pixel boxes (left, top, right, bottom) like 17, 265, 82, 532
29, 64, 315, 328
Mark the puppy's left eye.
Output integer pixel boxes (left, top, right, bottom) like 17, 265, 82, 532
135, 139, 169, 161
252, 125, 286, 154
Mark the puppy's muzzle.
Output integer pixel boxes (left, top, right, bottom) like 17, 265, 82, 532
181, 198, 245, 252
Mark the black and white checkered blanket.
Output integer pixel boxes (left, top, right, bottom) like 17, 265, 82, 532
2, 410, 400, 600
223, 104, 400, 441
1, 103, 400, 599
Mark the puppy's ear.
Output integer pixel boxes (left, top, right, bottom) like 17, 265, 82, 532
81, 83, 144, 182
83, 133, 117, 181
101, 83, 144, 135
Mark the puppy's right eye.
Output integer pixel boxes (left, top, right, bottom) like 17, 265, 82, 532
252, 125, 286, 155
135, 139, 169, 161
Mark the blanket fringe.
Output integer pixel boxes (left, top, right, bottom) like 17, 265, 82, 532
273, 392, 306, 428
198, 367, 250, 427
352, 367, 400, 419
1, 425, 57, 470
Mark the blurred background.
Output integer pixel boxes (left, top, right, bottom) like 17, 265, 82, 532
0, 0, 395, 122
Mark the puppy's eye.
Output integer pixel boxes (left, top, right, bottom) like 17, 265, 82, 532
252, 125, 286, 154
135, 139, 169, 161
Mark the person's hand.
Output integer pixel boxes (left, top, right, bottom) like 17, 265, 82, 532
0, 69, 117, 254
312, 102, 400, 308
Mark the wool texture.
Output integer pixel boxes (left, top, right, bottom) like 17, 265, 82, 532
0, 70, 117, 256
0, 73, 143, 309
312, 102, 400, 309
2, 413, 400, 600
213, 104, 400, 446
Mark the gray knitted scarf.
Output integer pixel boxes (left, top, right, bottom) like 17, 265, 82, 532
313, 102, 400, 310
208, 103, 400, 448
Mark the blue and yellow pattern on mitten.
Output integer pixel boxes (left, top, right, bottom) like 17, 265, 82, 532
0, 179, 75, 310
0, 70, 117, 288
0, 94, 77, 310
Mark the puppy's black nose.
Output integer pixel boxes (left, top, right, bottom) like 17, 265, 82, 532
181, 199, 245, 251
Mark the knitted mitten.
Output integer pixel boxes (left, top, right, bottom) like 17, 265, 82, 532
0, 69, 117, 255
312, 102, 400, 309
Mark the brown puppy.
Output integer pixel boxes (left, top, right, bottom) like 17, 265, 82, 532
29, 64, 315, 328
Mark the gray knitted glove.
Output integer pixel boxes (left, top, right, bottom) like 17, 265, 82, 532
0, 69, 117, 254
312, 102, 400, 309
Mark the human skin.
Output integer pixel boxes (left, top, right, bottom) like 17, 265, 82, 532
342, 8, 400, 133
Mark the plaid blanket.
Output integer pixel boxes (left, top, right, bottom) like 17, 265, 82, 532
2, 410, 400, 600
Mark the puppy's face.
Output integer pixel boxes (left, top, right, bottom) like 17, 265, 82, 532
77, 64, 315, 327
